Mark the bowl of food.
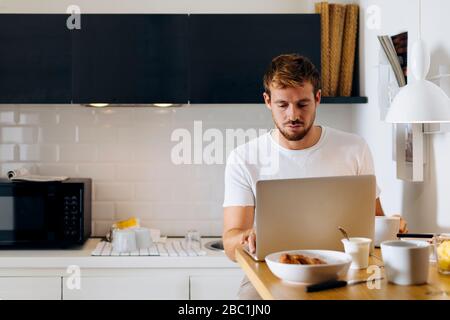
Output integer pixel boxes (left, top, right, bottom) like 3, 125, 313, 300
435, 234, 450, 274
265, 250, 352, 284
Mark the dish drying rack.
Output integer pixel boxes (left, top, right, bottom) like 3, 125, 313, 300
91, 239, 207, 257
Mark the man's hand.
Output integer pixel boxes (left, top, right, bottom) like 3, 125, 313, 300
393, 214, 408, 234
240, 229, 256, 253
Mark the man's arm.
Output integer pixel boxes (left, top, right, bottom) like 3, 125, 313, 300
223, 206, 255, 262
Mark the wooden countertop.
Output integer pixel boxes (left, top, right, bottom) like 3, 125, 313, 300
235, 247, 450, 300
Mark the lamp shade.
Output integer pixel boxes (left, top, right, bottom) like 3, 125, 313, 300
385, 79, 450, 123
385, 39, 450, 123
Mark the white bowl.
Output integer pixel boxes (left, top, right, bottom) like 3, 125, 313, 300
265, 250, 352, 284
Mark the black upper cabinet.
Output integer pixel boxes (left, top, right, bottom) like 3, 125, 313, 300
72, 14, 189, 104
189, 14, 321, 104
0, 14, 323, 105
0, 14, 72, 103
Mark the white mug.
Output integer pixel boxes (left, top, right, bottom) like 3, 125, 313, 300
374, 216, 400, 247
381, 240, 430, 285
341, 237, 372, 269
112, 229, 137, 253
134, 227, 153, 249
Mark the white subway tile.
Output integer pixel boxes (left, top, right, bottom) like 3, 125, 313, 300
115, 164, 154, 181
18, 109, 58, 125
95, 108, 133, 126
37, 164, 78, 176
151, 203, 213, 220
0, 163, 37, 177
0, 110, 17, 124
77, 163, 115, 180
1, 127, 38, 143
92, 201, 115, 220
117, 124, 174, 145
134, 182, 173, 202
115, 202, 153, 220
95, 183, 134, 201
173, 182, 213, 203
59, 144, 97, 162
38, 126, 76, 143
59, 108, 95, 125
150, 204, 189, 220
97, 144, 134, 162
78, 126, 117, 143
209, 203, 224, 220
19, 144, 58, 162
209, 220, 223, 236
132, 108, 174, 125
0, 144, 16, 161
140, 220, 219, 237
117, 127, 148, 144
93, 221, 114, 237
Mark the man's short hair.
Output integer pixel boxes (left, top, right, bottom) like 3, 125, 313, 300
263, 54, 321, 97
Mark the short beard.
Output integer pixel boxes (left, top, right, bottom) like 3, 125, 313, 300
275, 120, 314, 141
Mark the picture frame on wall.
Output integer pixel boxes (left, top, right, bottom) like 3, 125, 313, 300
394, 123, 424, 182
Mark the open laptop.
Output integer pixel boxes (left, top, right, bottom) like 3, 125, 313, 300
245, 175, 376, 261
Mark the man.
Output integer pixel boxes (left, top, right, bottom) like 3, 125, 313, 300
222, 54, 407, 300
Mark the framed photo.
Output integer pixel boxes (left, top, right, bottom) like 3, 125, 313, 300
394, 123, 424, 181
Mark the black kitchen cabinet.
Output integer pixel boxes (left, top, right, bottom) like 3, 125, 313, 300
0, 14, 345, 105
188, 14, 321, 104
0, 14, 72, 103
72, 14, 189, 104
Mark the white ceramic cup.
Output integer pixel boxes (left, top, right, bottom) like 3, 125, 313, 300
341, 237, 372, 269
374, 216, 400, 247
134, 227, 153, 249
381, 240, 430, 285
112, 229, 137, 253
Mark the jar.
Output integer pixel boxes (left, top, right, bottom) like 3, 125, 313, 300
434, 234, 450, 275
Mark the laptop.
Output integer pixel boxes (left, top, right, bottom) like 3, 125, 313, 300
245, 175, 376, 261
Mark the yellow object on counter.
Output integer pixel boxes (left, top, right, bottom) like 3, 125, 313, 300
113, 217, 140, 229
437, 240, 450, 272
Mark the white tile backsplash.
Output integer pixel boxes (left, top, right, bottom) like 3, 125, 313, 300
0, 110, 16, 124
97, 143, 135, 162
0, 104, 353, 237
115, 202, 153, 220
38, 125, 77, 143
37, 163, 78, 176
95, 182, 135, 201
77, 163, 116, 180
1, 127, 38, 143
92, 201, 115, 221
19, 144, 58, 162
0, 144, 16, 161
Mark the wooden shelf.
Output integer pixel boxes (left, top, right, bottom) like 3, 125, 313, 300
321, 96, 368, 104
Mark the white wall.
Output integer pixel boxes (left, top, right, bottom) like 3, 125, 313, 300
0, 0, 313, 13
358, 0, 450, 233
0, 0, 356, 237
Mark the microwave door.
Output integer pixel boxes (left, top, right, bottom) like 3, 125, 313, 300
0, 184, 62, 246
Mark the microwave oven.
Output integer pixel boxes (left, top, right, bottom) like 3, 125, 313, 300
0, 178, 91, 248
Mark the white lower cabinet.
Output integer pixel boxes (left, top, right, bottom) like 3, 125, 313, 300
0, 270, 243, 300
0, 277, 61, 300
190, 274, 243, 300
62, 275, 189, 300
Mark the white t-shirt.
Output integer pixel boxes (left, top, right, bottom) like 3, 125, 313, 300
223, 126, 380, 207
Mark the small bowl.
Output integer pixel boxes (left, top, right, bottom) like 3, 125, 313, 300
265, 250, 352, 284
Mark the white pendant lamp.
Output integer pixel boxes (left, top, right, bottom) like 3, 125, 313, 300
385, 1, 450, 123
